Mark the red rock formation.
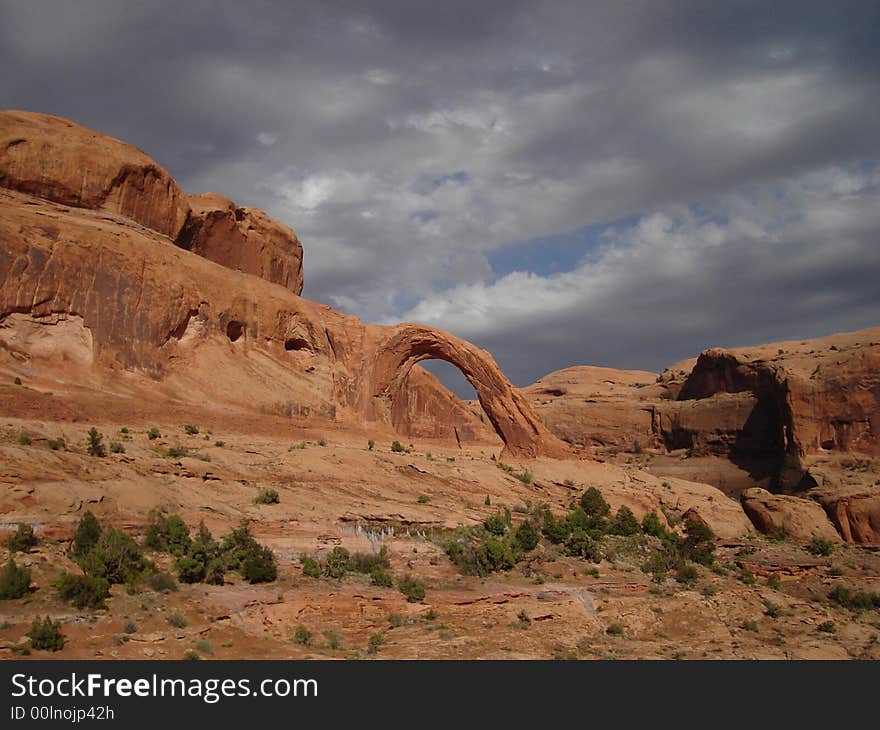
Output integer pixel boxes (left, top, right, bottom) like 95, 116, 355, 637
0, 111, 304, 294
0, 110, 188, 239
740, 488, 841, 542
178, 192, 303, 295
0, 184, 558, 459
368, 324, 569, 459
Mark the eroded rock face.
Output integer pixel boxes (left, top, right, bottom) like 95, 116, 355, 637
178, 193, 303, 295
812, 488, 880, 545
0, 187, 558, 458
740, 488, 841, 542
0, 111, 303, 294
0, 110, 189, 239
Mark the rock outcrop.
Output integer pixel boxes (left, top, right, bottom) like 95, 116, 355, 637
178, 192, 303, 295
740, 488, 841, 542
0, 111, 304, 294
1, 110, 189, 240
0, 110, 564, 459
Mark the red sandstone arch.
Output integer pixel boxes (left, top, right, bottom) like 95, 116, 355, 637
369, 324, 568, 459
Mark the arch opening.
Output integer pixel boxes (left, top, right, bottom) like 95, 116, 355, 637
226, 320, 245, 342
369, 325, 566, 459
284, 336, 310, 352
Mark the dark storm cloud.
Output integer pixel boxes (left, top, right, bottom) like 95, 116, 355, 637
1, 1, 878, 393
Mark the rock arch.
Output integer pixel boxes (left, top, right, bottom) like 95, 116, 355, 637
368, 324, 568, 459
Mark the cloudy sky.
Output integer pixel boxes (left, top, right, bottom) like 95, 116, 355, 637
2, 1, 879, 394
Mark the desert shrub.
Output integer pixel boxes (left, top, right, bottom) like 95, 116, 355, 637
124, 621, 137, 634
513, 520, 539, 552
391, 440, 405, 453
324, 630, 341, 650
55, 572, 110, 609
109, 441, 125, 454
175, 555, 206, 584
8, 523, 37, 552
608, 506, 641, 536
515, 469, 533, 485
301, 556, 321, 578
324, 547, 351, 579
475, 537, 517, 573
368, 632, 385, 653
79, 528, 145, 584
580, 487, 611, 519
740, 619, 759, 632
682, 519, 716, 566
737, 568, 756, 586
606, 623, 624, 636
0, 558, 31, 600
368, 439, 375, 450
144, 513, 192, 556
254, 488, 280, 505
214, 440, 225, 447
806, 537, 835, 557
542, 512, 571, 544
564, 529, 602, 562
828, 584, 880, 611
370, 566, 394, 587
641, 511, 668, 539
293, 625, 311, 645
318, 438, 327, 447
398, 575, 426, 603
817, 621, 836, 633
484, 511, 511, 536
219, 524, 262, 570
417, 494, 430, 504
766, 572, 782, 589
194, 639, 213, 655
71, 511, 102, 558
28, 616, 64, 651
166, 445, 188, 458
205, 559, 226, 586
87, 427, 106, 457
48, 437, 66, 450
184, 424, 199, 435
18, 433, 32, 446
182, 650, 201, 660
147, 427, 161, 440
240, 547, 277, 583
485, 495, 491, 506
349, 546, 390, 574
167, 610, 188, 628
147, 571, 178, 593
675, 564, 699, 585
14, 376, 22, 385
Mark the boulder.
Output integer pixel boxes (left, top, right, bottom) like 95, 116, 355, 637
740, 488, 840, 542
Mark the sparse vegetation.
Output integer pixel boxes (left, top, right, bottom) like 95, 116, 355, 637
417, 494, 430, 504
828, 584, 880, 611
806, 537, 835, 557
48, 437, 65, 450
109, 441, 125, 454
71, 511, 102, 558
8, 523, 37, 553
0, 558, 31, 600
368, 631, 385, 654
301, 556, 321, 578
79, 528, 145, 585
55, 572, 110, 609
147, 571, 178, 593
391, 440, 405, 453
18, 433, 31, 446
147, 427, 161, 440
293, 625, 311, 645
167, 610, 188, 628
398, 574, 426, 603
166, 445, 188, 459
184, 424, 199, 435
606, 623, 624, 636
254, 488, 280, 505
27, 616, 64, 651
368, 439, 374, 450
87, 427, 106, 457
